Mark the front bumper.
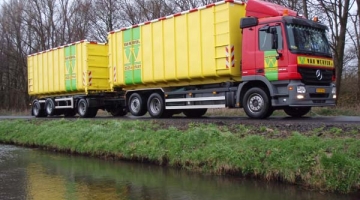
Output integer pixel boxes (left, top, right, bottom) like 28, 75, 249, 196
272, 81, 336, 107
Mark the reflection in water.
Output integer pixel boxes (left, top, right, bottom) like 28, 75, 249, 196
0, 145, 358, 200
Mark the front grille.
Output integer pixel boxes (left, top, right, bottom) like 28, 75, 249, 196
298, 68, 333, 85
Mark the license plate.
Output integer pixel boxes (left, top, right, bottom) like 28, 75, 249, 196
316, 88, 325, 93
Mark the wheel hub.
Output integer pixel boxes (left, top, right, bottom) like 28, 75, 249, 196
131, 98, 140, 112
150, 98, 161, 114
248, 95, 263, 113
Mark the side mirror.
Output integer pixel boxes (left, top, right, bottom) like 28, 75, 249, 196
270, 27, 278, 49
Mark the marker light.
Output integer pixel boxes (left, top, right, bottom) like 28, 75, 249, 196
283, 9, 289, 16
313, 16, 318, 22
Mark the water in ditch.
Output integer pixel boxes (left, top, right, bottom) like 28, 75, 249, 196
0, 144, 358, 200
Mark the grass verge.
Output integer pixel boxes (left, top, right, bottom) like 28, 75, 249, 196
0, 119, 359, 194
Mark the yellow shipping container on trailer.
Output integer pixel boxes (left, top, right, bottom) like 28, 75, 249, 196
28, 40, 109, 97
108, 1, 245, 90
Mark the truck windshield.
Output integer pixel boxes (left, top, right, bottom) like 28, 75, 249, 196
286, 24, 331, 56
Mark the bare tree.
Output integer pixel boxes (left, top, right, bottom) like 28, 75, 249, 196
348, 1, 360, 100
311, 0, 355, 100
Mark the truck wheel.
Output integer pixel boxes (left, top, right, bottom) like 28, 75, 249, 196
284, 107, 311, 118
264, 107, 274, 118
128, 93, 147, 116
45, 98, 56, 116
147, 93, 166, 118
77, 99, 97, 118
183, 109, 207, 118
109, 107, 127, 117
243, 87, 270, 119
32, 100, 46, 117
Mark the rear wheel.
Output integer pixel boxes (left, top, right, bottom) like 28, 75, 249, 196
32, 100, 46, 117
284, 107, 311, 118
128, 93, 147, 116
183, 109, 207, 118
147, 93, 166, 118
77, 99, 97, 118
243, 87, 271, 119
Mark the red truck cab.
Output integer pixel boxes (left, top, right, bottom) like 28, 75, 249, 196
238, 0, 336, 118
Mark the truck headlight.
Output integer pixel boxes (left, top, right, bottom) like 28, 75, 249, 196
297, 86, 306, 94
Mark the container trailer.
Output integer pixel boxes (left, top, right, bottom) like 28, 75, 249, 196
29, 0, 336, 119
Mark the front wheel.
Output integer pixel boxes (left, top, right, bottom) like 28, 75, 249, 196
128, 93, 147, 116
284, 107, 311, 118
32, 100, 46, 117
243, 87, 271, 119
77, 99, 97, 118
45, 98, 56, 116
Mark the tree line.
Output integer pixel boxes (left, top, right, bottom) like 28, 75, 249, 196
0, 0, 358, 110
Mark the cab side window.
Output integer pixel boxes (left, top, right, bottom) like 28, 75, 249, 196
259, 26, 283, 51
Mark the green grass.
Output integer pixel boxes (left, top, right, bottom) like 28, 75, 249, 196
0, 119, 359, 194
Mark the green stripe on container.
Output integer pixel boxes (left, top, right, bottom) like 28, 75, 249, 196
123, 28, 142, 85
65, 46, 77, 91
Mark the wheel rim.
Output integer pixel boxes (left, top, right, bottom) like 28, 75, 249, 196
149, 98, 161, 115
130, 97, 141, 113
248, 93, 264, 113
78, 101, 86, 116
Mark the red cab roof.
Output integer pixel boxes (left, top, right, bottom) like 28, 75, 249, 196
246, 0, 297, 18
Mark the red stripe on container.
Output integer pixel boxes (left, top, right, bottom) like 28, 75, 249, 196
206, 4, 215, 8
189, 8, 198, 13
174, 13, 182, 17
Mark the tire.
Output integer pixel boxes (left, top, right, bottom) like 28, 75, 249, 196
128, 93, 147, 116
284, 107, 311, 118
243, 87, 271, 119
45, 98, 56, 116
64, 109, 77, 117
264, 106, 274, 119
109, 107, 127, 117
147, 93, 166, 118
77, 99, 97, 118
183, 109, 207, 118
32, 100, 46, 117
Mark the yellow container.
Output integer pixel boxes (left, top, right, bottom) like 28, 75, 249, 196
108, 1, 245, 90
28, 41, 109, 97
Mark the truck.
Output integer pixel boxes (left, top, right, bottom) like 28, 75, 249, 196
28, 0, 336, 119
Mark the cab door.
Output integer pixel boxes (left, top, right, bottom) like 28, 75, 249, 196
255, 24, 287, 81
